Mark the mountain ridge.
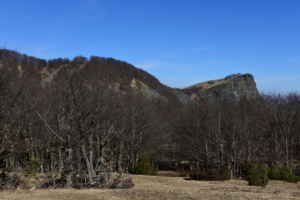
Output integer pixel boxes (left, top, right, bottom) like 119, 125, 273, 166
0, 49, 259, 104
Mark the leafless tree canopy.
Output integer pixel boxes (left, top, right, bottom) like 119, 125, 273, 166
0, 49, 299, 187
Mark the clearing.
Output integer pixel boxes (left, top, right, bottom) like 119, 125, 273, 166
1, 174, 300, 200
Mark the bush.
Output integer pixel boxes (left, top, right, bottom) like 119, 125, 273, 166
268, 165, 282, 180
285, 175, 300, 183
0, 171, 50, 190
247, 164, 269, 187
279, 166, 293, 181
268, 165, 300, 183
0, 172, 21, 190
189, 168, 231, 181
25, 157, 41, 177
280, 166, 300, 183
110, 174, 134, 189
240, 161, 253, 178
131, 153, 158, 175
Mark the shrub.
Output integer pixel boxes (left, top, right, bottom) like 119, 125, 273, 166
285, 175, 300, 183
0, 172, 21, 190
247, 164, 269, 187
280, 166, 292, 181
240, 161, 253, 178
279, 166, 300, 183
25, 157, 41, 177
110, 174, 134, 189
131, 153, 158, 175
268, 165, 282, 180
189, 168, 231, 181
268, 165, 300, 183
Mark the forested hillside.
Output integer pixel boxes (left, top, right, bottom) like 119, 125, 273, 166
0, 49, 299, 189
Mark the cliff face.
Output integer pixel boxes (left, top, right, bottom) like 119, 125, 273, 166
0, 49, 259, 104
182, 73, 259, 103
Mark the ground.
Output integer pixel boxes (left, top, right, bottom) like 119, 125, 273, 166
1, 172, 300, 200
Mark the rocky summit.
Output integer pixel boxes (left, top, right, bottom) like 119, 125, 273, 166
182, 73, 259, 103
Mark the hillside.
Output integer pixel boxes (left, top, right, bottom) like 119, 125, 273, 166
1, 49, 300, 192
0, 49, 259, 104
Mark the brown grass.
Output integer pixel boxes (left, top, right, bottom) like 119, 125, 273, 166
184, 78, 226, 90
1, 175, 300, 200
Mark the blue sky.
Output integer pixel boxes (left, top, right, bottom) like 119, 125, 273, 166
0, 0, 299, 92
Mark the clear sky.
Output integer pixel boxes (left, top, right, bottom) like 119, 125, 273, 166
0, 0, 299, 93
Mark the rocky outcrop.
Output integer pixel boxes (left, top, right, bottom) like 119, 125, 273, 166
182, 73, 259, 103
130, 78, 165, 100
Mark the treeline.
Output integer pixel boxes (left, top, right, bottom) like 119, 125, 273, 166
173, 94, 300, 179
0, 69, 167, 187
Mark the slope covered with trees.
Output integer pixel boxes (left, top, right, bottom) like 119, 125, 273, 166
0, 49, 299, 189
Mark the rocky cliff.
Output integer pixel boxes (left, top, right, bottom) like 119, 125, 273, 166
182, 73, 259, 103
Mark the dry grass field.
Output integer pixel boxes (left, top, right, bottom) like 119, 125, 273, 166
1, 174, 300, 200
